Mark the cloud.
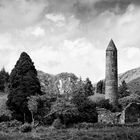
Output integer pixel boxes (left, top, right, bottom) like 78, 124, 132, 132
45, 0, 140, 23
30, 37, 105, 81
24, 26, 45, 37
46, 14, 65, 22
0, 0, 47, 32
0, 0, 140, 83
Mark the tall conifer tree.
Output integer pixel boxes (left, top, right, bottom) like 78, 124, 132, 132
84, 78, 94, 97
7, 52, 41, 122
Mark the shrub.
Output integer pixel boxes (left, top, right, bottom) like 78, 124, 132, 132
78, 100, 98, 123
96, 99, 113, 111
119, 94, 140, 108
88, 94, 105, 103
46, 98, 79, 126
20, 123, 32, 133
52, 118, 63, 129
71, 83, 98, 124
73, 122, 94, 129
0, 115, 11, 122
0, 95, 12, 122
8, 120, 22, 127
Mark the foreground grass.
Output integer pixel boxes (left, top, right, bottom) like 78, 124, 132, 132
0, 124, 140, 140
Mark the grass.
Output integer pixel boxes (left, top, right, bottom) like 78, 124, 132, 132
0, 124, 140, 140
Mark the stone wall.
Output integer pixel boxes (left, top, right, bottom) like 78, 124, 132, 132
120, 103, 140, 124
97, 108, 121, 124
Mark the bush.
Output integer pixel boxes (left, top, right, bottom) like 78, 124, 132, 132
52, 118, 63, 129
20, 123, 32, 133
46, 98, 79, 126
73, 122, 94, 129
88, 94, 105, 103
78, 100, 98, 123
0, 115, 11, 122
119, 94, 140, 108
8, 120, 22, 127
96, 99, 113, 111
71, 84, 98, 124
89, 95, 115, 111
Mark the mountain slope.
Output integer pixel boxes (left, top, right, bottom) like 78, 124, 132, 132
118, 67, 140, 93
38, 67, 140, 95
118, 67, 140, 85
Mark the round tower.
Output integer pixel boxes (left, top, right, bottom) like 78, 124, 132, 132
105, 39, 118, 107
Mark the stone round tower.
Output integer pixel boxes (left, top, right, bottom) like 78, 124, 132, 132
105, 39, 118, 107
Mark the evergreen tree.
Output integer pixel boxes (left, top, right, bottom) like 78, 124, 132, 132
96, 80, 105, 94
84, 78, 94, 97
7, 52, 42, 122
118, 80, 130, 98
0, 67, 9, 92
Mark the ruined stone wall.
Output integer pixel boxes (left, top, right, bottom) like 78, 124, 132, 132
98, 108, 120, 124
120, 103, 140, 124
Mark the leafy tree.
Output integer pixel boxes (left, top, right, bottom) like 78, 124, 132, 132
96, 80, 105, 94
71, 81, 97, 123
48, 98, 79, 125
7, 52, 42, 122
84, 78, 94, 97
0, 67, 9, 92
118, 80, 130, 98
27, 96, 39, 125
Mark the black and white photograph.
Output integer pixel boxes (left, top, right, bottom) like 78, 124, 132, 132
0, 0, 139, 139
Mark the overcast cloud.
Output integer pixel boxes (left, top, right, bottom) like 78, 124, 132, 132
0, 0, 140, 82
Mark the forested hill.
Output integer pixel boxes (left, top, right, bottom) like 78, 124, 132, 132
37, 71, 78, 96
119, 67, 140, 84
38, 67, 140, 95
118, 67, 140, 93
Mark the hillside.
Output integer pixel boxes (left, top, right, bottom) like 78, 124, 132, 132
118, 67, 140, 93
119, 67, 140, 84
38, 67, 140, 95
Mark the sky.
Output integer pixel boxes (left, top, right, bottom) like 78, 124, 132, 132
0, 0, 140, 82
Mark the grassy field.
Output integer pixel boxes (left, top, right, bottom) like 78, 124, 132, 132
0, 124, 140, 140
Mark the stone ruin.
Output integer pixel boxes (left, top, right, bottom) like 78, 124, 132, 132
97, 102, 140, 124
97, 107, 121, 124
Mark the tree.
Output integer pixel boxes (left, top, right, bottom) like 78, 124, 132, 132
27, 96, 39, 125
118, 80, 130, 98
71, 81, 97, 123
0, 67, 9, 92
48, 98, 79, 125
84, 78, 94, 97
7, 52, 42, 122
96, 80, 105, 94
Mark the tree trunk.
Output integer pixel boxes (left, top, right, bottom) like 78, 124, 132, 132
24, 113, 26, 123
31, 111, 34, 125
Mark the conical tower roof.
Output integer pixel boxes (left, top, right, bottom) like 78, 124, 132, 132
106, 39, 117, 51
